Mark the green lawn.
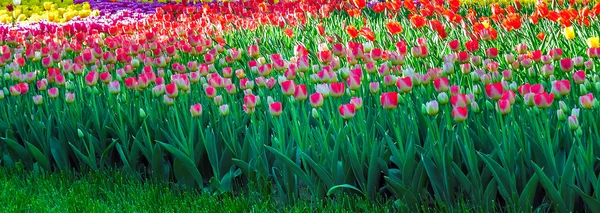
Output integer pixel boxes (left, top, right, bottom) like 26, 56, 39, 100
0, 167, 396, 213
0, 166, 484, 212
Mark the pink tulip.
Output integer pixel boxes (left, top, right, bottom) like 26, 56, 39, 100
48, 87, 59, 98
497, 99, 511, 115
329, 82, 345, 98
190, 104, 203, 117
205, 86, 217, 98
244, 94, 258, 108
269, 102, 283, 117
572, 70, 586, 84
281, 80, 296, 96
33, 95, 43, 105
65, 92, 75, 104
37, 79, 48, 91
294, 84, 307, 101
349, 97, 363, 110
380, 92, 398, 110
338, 104, 356, 119
396, 77, 413, 93
501, 91, 516, 104
530, 84, 545, 94
433, 77, 449, 93
450, 94, 468, 108
560, 58, 574, 72
426, 100, 439, 116
534, 92, 555, 109
347, 75, 361, 91
485, 82, 504, 100
452, 107, 468, 122
579, 93, 594, 109
85, 71, 98, 87
552, 80, 571, 96
369, 82, 380, 94
225, 84, 237, 94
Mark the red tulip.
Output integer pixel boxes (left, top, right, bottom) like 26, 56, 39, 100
85, 71, 98, 87
530, 84, 545, 94
347, 75, 361, 91
448, 40, 460, 52
294, 84, 307, 101
309, 93, 324, 108
485, 47, 499, 59
205, 86, 216, 98
380, 92, 398, 110
450, 94, 468, 108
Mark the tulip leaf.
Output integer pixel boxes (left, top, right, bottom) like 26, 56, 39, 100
519, 173, 539, 211
301, 153, 334, 188
570, 184, 600, 211
1, 136, 32, 164
478, 152, 515, 203
69, 142, 96, 170
384, 176, 418, 206
326, 184, 364, 197
159, 142, 204, 187
532, 162, 567, 213
25, 142, 51, 172
266, 146, 313, 192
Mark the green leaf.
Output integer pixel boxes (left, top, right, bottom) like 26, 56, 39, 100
158, 142, 204, 187
384, 176, 418, 206
69, 142, 96, 170
570, 184, 600, 211
265, 146, 313, 191
301, 153, 334, 188
1, 135, 31, 163
25, 142, 51, 171
326, 184, 364, 197
519, 173, 539, 211
532, 162, 567, 213
478, 152, 515, 203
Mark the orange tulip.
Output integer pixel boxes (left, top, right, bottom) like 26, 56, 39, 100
386, 21, 403, 35
360, 27, 376, 41
346, 25, 359, 39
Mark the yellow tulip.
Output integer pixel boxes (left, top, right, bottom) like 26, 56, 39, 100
564, 26, 575, 40
43, 2, 52, 11
587, 37, 599, 48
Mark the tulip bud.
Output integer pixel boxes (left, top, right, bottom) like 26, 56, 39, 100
65, 92, 75, 104
425, 100, 439, 116
557, 109, 567, 121
437, 92, 449, 105
0, 90, 4, 100
471, 101, 481, 113
580, 84, 589, 94
571, 108, 580, 118
219, 104, 230, 116
568, 115, 579, 131
575, 127, 583, 136
311, 108, 320, 119
139, 108, 147, 118
78, 129, 85, 138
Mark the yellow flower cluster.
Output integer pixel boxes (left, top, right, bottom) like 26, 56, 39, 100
0, 0, 99, 24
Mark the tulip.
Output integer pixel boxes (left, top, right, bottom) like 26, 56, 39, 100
309, 93, 324, 108
485, 48, 498, 59
501, 91, 516, 104
48, 87, 59, 99
557, 109, 567, 121
396, 77, 413, 93
339, 104, 356, 120
225, 84, 237, 95
448, 40, 460, 52
293, 84, 308, 101
281, 80, 296, 96
587, 37, 599, 48
452, 107, 468, 122
268, 102, 283, 117
343, 75, 359, 91
450, 94, 468, 108
485, 82, 504, 100
244, 94, 258, 108
369, 82, 380, 94
580, 93, 594, 109
330, 82, 345, 98
523, 93, 535, 107
344, 96, 362, 110
433, 77, 449, 93
65, 92, 75, 104
0, 90, 3, 100
165, 83, 178, 98
530, 84, 545, 94
534, 92, 555, 109
425, 100, 439, 116
33, 95, 43, 106
584, 60, 594, 70
560, 58, 574, 72
163, 95, 175, 106
497, 99, 511, 115
380, 92, 398, 110
568, 115, 579, 131
552, 80, 571, 96
573, 71, 586, 84
564, 26, 575, 40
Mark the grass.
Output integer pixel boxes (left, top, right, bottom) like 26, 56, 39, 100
0, 166, 486, 212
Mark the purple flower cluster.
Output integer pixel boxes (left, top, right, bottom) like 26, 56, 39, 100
74, 0, 166, 15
